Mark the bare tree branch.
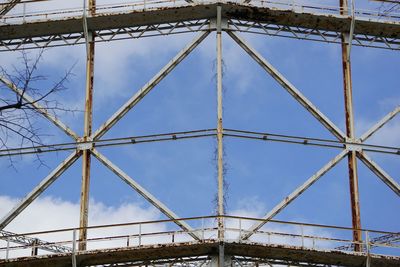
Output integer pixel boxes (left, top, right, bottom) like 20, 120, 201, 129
0, 49, 78, 168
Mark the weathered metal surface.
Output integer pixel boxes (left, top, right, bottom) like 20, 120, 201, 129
0, 75, 80, 140
79, 0, 96, 251
1, 3, 400, 47
241, 150, 349, 240
359, 106, 400, 142
0, 151, 82, 230
91, 149, 201, 240
0, 229, 72, 254
92, 31, 209, 140
1, 240, 399, 267
357, 151, 400, 197
226, 242, 400, 267
0, 0, 21, 17
228, 31, 346, 140
340, 0, 362, 252
216, 4, 224, 242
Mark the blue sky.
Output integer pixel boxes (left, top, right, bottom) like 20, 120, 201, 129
0, 0, 399, 239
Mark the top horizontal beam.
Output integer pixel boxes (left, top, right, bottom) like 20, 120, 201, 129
1, 2, 400, 50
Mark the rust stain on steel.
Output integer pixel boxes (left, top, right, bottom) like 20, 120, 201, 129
1, 3, 400, 41
339, 0, 362, 252
1, 241, 399, 267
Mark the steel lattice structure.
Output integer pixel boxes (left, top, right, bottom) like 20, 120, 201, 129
0, 0, 399, 266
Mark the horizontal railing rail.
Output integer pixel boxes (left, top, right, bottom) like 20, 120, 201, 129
0, 215, 399, 260
1, 0, 399, 26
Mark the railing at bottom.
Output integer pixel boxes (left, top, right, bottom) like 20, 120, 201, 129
0, 215, 399, 260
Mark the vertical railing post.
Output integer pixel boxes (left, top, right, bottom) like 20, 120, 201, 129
31, 238, 38, 256
202, 217, 205, 241
366, 231, 371, 267
301, 225, 304, 248
72, 229, 77, 267
6, 237, 9, 260
239, 218, 242, 242
138, 223, 142, 247
23, 3, 26, 23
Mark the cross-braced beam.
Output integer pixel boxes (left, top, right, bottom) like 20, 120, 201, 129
92, 31, 209, 140
359, 106, 400, 143
0, 31, 209, 239
355, 107, 400, 197
0, 0, 21, 17
241, 150, 348, 240
357, 151, 400, 197
0, 151, 81, 229
0, 75, 80, 140
91, 149, 201, 240
227, 31, 346, 141
0, 229, 72, 253
228, 30, 400, 241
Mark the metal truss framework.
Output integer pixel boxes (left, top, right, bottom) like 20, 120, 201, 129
0, 215, 399, 267
0, 0, 399, 266
1, 1, 400, 51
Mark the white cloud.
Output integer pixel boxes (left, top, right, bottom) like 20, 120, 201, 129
0, 194, 352, 260
0, 195, 175, 258
356, 112, 400, 147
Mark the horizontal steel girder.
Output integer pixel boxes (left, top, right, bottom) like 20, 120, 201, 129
1, 2, 400, 50
1, 240, 399, 267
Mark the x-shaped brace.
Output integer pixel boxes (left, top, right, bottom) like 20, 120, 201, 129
0, 31, 210, 241
228, 31, 400, 239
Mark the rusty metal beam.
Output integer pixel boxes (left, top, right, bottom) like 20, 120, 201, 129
2, 3, 400, 47
359, 106, 400, 143
79, 0, 96, 251
91, 31, 209, 141
216, 4, 224, 241
0, 151, 81, 230
216, 6, 225, 267
0, 75, 80, 140
357, 151, 400, 197
241, 150, 349, 240
227, 31, 346, 141
0, 0, 21, 17
91, 149, 201, 241
340, 0, 362, 252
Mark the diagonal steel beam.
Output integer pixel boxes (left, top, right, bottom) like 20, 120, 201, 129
0, 0, 21, 17
357, 151, 400, 197
0, 75, 80, 140
241, 149, 349, 240
359, 106, 400, 143
0, 151, 81, 230
228, 31, 346, 141
91, 31, 209, 140
91, 148, 201, 241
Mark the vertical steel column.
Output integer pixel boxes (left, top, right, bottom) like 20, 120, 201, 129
340, 0, 362, 251
79, 0, 96, 251
216, 4, 225, 267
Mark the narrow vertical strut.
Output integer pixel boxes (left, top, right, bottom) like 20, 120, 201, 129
216, 4, 225, 267
340, 0, 362, 251
79, 0, 96, 251
216, 5, 224, 236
